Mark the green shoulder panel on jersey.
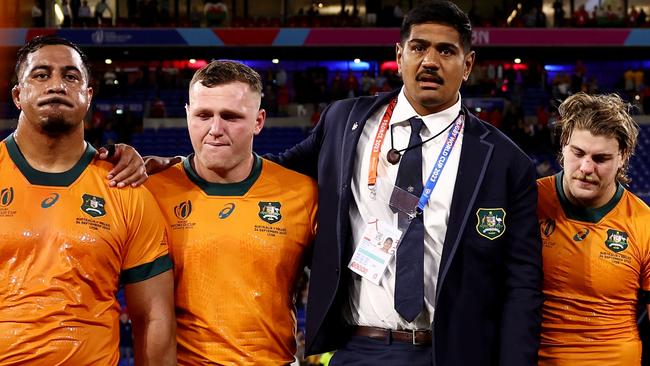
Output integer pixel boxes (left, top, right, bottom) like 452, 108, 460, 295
121, 254, 173, 284
4, 134, 96, 187
554, 171, 624, 223
183, 152, 262, 196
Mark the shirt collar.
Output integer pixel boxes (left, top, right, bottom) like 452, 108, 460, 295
391, 87, 462, 132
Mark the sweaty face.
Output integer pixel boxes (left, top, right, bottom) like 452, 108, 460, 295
561, 129, 625, 208
186, 81, 265, 183
12, 45, 92, 136
396, 23, 474, 116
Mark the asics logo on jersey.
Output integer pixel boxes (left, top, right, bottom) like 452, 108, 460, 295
218, 203, 235, 219
41, 193, 60, 208
0, 187, 14, 207
573, 228, 590, 242
174, 200, 192, 220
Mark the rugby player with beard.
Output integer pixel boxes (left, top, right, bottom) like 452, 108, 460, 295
0, 35, 176, 365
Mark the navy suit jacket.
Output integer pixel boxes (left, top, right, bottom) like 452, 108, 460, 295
269, 90, 543, 366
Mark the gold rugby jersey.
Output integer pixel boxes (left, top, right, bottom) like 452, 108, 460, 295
146, 154, 317, 366
537, 172, 650, 366
0, 135, 172, 365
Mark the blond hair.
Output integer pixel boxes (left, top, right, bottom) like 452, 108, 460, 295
556, 92, 638, 184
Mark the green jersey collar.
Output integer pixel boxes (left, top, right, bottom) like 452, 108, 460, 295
4, 133, 96, 187
554, 171, 624, 223
183, 153, 262, 196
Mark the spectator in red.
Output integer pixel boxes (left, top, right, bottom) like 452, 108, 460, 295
149, 97, 166, 118
477, 107, 490, 122
536, 105, 550, 128
489, 107, 503, 129
345, 71, 359, 97
277, 85, 290, 117
330, 71, 346, 100
310, 103, 322, 127
573, 5, 589, 26
628, 6, 639, 26
642, 85, 650, 114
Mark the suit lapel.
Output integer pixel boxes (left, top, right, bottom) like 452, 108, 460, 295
436, 110, 494, 301
337, 90, 399, 259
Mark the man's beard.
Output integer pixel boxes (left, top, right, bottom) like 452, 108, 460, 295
39, 114, 76, 136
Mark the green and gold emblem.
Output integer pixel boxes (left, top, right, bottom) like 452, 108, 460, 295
81, 194, 106, 218
258, 201, 282, 224
476, 208, 506, 240
605, 229, 628, 253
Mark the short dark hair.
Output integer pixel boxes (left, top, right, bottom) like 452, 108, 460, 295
15, 35, 91, 82
189, 60, 262, 95
400, 0, 472, 53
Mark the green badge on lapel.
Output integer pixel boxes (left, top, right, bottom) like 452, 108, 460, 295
258, 201, 282, 224
605, 229, 628, 253
476, 208, 506, 240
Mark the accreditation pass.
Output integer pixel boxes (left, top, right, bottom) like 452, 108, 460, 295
348, 219, 403, 285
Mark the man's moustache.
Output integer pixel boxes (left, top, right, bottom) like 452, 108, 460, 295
416, 71, 444, 84
572, 172, 598, 183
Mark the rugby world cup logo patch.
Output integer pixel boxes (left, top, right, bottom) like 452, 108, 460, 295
174, 200, 192, 220
0, 187, 14, 207
539, 218, 556, 238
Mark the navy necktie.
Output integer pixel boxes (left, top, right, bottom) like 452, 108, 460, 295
393, 117, 425, 322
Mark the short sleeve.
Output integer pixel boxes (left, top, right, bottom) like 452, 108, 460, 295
120, 186, 173, 284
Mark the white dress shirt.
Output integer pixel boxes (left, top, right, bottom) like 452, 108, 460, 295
345, 88, 464, 330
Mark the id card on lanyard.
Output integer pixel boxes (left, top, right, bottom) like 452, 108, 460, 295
367, 97, 464, 218
348, 218, 403, 285
349, 98, 463, 284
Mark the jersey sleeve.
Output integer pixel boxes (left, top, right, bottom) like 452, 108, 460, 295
120, 186, 173, 284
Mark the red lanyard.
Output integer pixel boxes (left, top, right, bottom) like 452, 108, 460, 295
368, 97, 398, 190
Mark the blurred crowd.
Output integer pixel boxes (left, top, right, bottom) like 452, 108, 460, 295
30, 0, 650, 29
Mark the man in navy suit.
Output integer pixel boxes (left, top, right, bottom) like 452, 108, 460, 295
108, 1, 543, 364
270, 1, 543, 365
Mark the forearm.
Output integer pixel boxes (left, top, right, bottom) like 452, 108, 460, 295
126, 270, 177, 366
131, 315, 176, 366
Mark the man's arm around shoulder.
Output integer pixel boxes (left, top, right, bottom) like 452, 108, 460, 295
265, 102, 339, 178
